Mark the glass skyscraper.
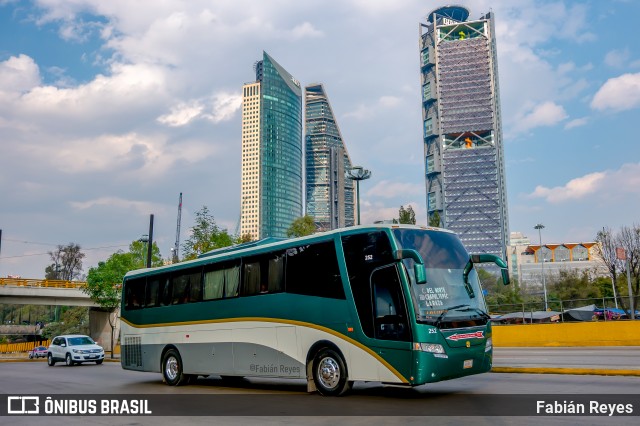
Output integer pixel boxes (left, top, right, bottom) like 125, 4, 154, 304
305, 84, 355, 230
419, 6, 509, 258
241, 52, 303, 239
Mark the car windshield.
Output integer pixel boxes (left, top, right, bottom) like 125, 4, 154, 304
392, 229, 487, 324
68, 337, 95, 346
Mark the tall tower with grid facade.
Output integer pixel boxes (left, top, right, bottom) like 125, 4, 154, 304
305, 83, 355, 231
240, 52, 303, 240
419, 6, 509, 258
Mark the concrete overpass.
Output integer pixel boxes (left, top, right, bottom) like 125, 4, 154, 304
0, 278, 98, 307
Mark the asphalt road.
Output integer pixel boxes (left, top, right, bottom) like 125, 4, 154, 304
1, 361, 639, 425
493, 347, 640, 370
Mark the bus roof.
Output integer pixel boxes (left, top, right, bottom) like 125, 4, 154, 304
123, 224, 453, 279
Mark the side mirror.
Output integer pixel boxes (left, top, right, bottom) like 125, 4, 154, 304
470, 253, 510, 285
394, 249, 427, 284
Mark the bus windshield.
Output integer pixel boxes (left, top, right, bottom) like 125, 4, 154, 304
392, 228, 487, 325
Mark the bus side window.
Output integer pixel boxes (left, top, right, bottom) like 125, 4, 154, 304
160, 276, 171, 306
242, 261, 261, 296
125, 278, 145, 310
146, 279, 160, 308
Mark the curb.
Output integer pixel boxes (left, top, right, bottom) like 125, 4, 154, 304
492, 367, 640, 377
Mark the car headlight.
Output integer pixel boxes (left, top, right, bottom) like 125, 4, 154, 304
485, 337, 493, 352
413, 342, 446, 354
72, 349, 87, 354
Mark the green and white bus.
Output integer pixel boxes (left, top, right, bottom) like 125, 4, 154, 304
120, 224, 509, 396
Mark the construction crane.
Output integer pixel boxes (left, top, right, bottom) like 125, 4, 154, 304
173, 193, 182, 263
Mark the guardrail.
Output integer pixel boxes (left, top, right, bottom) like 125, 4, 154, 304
0, 278, 86, 288
0, 340, 51, 354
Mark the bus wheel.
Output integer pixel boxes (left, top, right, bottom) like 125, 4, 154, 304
312, 348, 351, 396
162, 349, 190, 386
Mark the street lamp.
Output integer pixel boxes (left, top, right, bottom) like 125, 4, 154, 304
534, 223, 548, 311
347, 166, 371, 225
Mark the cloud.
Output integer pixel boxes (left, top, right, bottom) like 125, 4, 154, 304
512, 101, 568, 133
564, 117, 588, 129
604, 48, 630, 68
344, 95, 403, 120
366, 180, 423, 199
290, 22, 323, 39
157, 101, 204, 127
590, 73, 640, 112
527, 163, 640, 203
208, 92, 242, 123
70, 197, 163, 215
0, 54, 41, 93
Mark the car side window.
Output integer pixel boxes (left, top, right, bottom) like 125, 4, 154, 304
52, 338, 59, 346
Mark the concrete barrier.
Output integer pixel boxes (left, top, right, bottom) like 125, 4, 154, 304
493, 321, 640, 347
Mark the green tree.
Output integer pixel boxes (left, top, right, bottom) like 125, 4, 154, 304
237, 233, 254, 244
286, 215, 316, 238
41, 307, 89, 340
398, 205, 416, 225
45, 243, 85, 280
129, 240, 163, 268
182, 206, 234, 260
428, 211, 441, 227
84, 251, 136, 358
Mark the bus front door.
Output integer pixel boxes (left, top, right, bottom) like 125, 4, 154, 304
369, 265, 413, 383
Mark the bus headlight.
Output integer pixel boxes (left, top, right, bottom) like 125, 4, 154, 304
485, 337, 493, 352
414, 343, 446, 354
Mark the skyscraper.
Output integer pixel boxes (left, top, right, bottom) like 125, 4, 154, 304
241, 52, 303, 240
305, 83, 355, 230
419, 6, 509, 258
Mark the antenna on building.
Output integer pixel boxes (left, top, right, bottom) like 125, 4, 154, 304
173, 193, 182, 263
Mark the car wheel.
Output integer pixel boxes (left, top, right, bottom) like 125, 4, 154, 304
162, 348, 190, 386
47, 353, 55, 366
311, 348, 351, 396
96, 359, 103, 365
29, 353, 33, 359
65, 353, 74, 366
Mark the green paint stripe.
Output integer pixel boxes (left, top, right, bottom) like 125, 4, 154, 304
121, 317, 409, 383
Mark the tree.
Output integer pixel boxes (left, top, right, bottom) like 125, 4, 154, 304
618, 225, 639, 314
84, 251, 136, 358
182, 206, 234, 260
41, 307, 89, 340
237, 233, 254, 244
286, 215, 316, 238
129, 240, 163, 268
45, 243, 85, 280
428, 211, 441, 227
398, 205, 416, 225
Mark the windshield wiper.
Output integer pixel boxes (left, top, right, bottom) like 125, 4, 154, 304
434, 304, 470, 328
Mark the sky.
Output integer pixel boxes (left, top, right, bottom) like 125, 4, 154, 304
1, 0, 640, 279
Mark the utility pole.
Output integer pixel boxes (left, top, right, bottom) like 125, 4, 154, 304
147, 214, 154, 268
347, 166, 372, 225
173, 193, 182, 264
534, 224, 548, 311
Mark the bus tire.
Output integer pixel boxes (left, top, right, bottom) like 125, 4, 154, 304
312, 348, 351, 396
162, 348, 190, 386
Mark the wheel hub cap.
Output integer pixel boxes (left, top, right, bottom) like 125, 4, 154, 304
318, 357, 340, 389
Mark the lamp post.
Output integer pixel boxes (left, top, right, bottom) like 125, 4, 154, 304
534, 223, 548, 311
347, 166, 371, 225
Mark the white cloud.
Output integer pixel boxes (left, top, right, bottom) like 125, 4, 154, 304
70, 197, 162, 215
157, 101, 204, 127
0, 54, 41, 93
290, 22, 323, 39
512, 101, 568, 133
604, 48, 630, 68
528, 163, 640, 203
564, 117, 588, 129
591, 73, 640, 112
344, 95, 403, 120
366, 180, 423, 199
208, 92, 242, 123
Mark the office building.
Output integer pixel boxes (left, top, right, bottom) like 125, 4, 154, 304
241, 52, 303, 240
419, 6, 509, 258
305, 83, 355, 230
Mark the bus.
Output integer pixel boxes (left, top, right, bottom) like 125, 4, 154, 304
119, 224, 509, 396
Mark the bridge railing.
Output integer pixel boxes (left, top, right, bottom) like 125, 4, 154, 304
0, 278, 86, 288
0, 340, 51, 354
